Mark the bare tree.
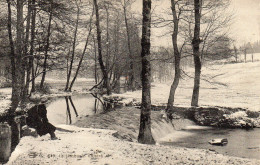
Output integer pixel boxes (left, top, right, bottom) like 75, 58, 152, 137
138, 0, 155, 144
23, 0, 32, 98
233, 45, 238, 62
104, 2, 110, 75
40, 0, 53, 89
69, 7, 95, 91
191, 0, 202, 107
122, 0, 136, 91
151, 0, 231, 107
244, 48, 247, 63
30, 0, 37, 93
166, 0, 182, 111
7, 0, 18, 113
93, 0, 111, 95
65, 0, 80, 92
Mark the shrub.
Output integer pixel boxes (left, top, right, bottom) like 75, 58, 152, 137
0, 76, 11, 88
35, 83, 52, 94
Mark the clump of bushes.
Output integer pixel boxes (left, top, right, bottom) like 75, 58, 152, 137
34, 83, 52, 94
0, 76, 11, 88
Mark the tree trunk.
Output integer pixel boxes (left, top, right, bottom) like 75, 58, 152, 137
112, 70, 121, 93
233, 45, 238, 63
65, 97, 72, 124
138, 0, 155, 144
17, 0, 25, 95
244, 49, 247, 63
191, 0, 202, 107
9, 0, 24, 111
123, 0, 135, 91
93, 0, 111, 95
65, 2, 80, 92
105, 6, 110, 74
69, 8, 94, 91
18, 0, 26, 105
167, 0, 181, 111
30, 0, 36, 93
111, 16, 120, 93
93, 35, 98, 84
40, 2, 53, 89
23, 0, 32, 98
7, 0, 18, 113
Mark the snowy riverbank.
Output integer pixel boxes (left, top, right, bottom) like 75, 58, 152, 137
5, 106, 260, 165
8, 124, 260, 165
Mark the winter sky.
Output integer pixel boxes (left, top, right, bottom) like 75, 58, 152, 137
132, 0, 260, 47
231, 0, 260, 45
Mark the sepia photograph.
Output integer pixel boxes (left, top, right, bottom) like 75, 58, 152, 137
0, 0, 260, 164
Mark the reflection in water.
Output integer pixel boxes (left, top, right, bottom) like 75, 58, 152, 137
65, 96, 85, 124
69, 97, 78, 117
65, 97, 72, 124
47, 94, 113, 125
90, 93, 105, 114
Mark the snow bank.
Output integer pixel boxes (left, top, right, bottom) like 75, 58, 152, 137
109, 61, 260, 111
8, 124, 260, 165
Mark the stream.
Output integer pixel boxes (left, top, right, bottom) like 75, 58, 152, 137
46, 94, 260, 160
46, 94, 113, 125
161, 126, 260, 160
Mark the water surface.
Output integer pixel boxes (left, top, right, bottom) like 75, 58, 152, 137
162, 126, 260, 160
46, 94, 260, 160
46, 94, 108, 125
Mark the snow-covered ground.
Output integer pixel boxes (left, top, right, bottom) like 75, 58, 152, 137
8, 125, 260, 165
113, 60, 260, 111
0, 87, 11, 113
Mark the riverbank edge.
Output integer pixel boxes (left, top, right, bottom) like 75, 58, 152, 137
7, 106, 260, 165
1, 91, 260, 164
